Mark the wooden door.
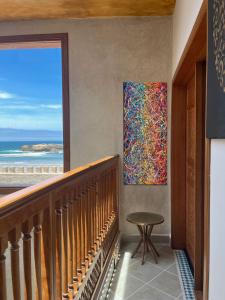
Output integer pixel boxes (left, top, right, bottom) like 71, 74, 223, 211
186, 73, 196, 268
185, 62, 206, 290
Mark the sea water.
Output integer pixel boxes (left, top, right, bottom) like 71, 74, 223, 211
0, 141, 63, 166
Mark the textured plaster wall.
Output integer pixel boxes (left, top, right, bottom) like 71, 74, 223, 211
0, 17, 172, 236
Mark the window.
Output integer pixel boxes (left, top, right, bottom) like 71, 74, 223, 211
0, 34, 70, 190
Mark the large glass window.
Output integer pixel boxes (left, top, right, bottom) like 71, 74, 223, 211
0, 44, 65, 188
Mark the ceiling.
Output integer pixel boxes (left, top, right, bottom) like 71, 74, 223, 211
0, 0, 176, 21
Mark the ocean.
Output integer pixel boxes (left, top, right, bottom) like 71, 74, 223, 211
0, 141, 63, 166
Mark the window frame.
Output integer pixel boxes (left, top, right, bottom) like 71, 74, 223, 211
0, 33, 70, 191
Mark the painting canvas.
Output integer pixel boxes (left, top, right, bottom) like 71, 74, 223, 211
207, 0, 225, 138
123, 81, 167, 185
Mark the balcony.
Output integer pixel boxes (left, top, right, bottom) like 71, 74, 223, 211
0, 155, 119, 300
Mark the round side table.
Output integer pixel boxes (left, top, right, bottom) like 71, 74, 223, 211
126, 212, 164, 265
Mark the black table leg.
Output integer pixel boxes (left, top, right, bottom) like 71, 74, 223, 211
131, 224, 160, 265
147, 225, 159, 263
131, 225, 143, 258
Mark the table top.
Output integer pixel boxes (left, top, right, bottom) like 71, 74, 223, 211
126, 212, 164, 226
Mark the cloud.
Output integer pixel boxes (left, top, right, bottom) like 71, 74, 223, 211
0, 91, 15, 99
41, 104, 62, 109
0, 90, 34, 101
2, 105, 37, 110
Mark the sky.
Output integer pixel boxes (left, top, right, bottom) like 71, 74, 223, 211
0, 48, 63, 131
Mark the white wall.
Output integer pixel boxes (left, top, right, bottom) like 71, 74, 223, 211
172, 0, 203, 75
209, 140, 225, 299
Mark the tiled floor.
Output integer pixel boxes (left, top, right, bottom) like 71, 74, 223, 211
108, 242, 184, 300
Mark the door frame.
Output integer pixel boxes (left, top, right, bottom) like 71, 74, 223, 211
171, 1, 209, 299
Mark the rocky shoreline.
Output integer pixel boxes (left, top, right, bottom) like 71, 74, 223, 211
20, 143, 63, 152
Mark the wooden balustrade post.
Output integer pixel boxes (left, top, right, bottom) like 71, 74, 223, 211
34, 214, 43, 300
9, 227, 21, 300
68, 191, 74, 297
0, 236, 8, 300
72, 190, 79, 296
76, 188, 83, 285
62, 199, 69, 299
95, 179, 101, 249
55, 205, 63, 299
22, 220, 33, 300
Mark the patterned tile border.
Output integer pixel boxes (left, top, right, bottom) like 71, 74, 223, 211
175, 250, 195, 300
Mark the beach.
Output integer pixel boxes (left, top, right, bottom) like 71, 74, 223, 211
0, 141, 63, 187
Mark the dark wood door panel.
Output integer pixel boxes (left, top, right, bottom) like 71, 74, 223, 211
186, 74, 196, 268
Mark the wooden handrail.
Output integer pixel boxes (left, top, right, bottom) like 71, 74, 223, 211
0, 155, 119, 300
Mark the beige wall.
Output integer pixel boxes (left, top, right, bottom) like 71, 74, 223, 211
172, 0, 204, 75
0, 17, 172, 236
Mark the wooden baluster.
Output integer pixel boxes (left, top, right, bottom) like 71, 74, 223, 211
106, 173, 110, 227
115, 165, 119, 214
90, 183, 94, 256
79, 187, 86, 278
22, 220, 33, 300
42, 207, 54, 300
99, 179, 103, 242
87, 182, 92, 265
34, 214, 43, 300
109, 171, 112, 221
103, 174, 107, 236
100, 178, 104, 242
9, 227, 21, 300
111, 170, 114, 221
72, 190, 78, 295
92, 182, 98, 254
95, 180, 100, 250
76, 188, 82, 285
0, 236, 8, 300
55, 205, 63, 299
68, 191, 74, 297
102, 175, 105, 234
62, 199, 69, 299
113, 168, 117, 214
84, 186, 89, 270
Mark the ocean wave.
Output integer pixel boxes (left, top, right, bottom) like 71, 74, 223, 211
0, 152, 48, 157
0, 150, 23, 153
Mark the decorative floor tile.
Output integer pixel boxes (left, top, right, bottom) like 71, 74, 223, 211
175, 250, 195, 300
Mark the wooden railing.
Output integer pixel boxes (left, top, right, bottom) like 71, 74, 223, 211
0, 155, 119, 300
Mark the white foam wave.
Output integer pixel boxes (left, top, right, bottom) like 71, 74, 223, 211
0, 152, 48, 157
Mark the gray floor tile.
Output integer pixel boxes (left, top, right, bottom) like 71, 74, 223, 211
110, 273, 145, 299
145, 245, 175, 269
129, 260, 162, 283
177, 294, 184, 300
127, 285, 175, 300
149, 271, 181, 298
167, 263, 178, 275
120, 242, 137, 254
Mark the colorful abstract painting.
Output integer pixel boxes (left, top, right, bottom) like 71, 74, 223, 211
123, 81, 167, 185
